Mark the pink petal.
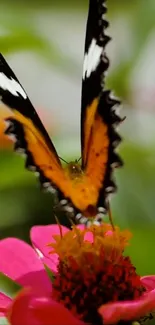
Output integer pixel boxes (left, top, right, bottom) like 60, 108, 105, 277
76, 225, 86, 231
9, 288, 85, 325
30, 225, 69, 273
105, 230, 113, 237
77, 225, 94, 243
0, 238, 52, 293
141, 275, 155, 291
84, 232, 93, 242
32, 295, 85, 325
98, 289, 155, 324
0, 292, 12, 316
77, 226, 114, 242
8, 288, 40, 325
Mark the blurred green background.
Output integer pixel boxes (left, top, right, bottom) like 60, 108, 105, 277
0, 0, 155, 310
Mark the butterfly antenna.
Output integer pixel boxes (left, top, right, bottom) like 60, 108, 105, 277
77, 157, 82, 163
58, 156, 68, 164
107, 201, 115, 231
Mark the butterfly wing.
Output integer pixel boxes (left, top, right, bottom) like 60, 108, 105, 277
0, 54, 69, 194
81, 0, 123, 212
0, 0, 123, 220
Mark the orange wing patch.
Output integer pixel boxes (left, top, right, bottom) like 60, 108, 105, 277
82, 98, 98, 166
0, 105, 14, 148
85, 110, 109, 191
81, 96, 110, 195
9, 111, 99, 213
12, 111, 70, 194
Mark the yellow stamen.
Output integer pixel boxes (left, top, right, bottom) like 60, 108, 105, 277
49, 224, 132, 269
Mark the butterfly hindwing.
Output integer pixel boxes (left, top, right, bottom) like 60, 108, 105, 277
81, 0, 110, 166
81, 0, 123, 212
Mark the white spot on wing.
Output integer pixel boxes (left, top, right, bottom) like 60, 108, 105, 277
83, 39, 102, 79
98, 207, 106, 213
46, 186, 57, 194
7, 134, 16, 142
60, 199, 68, 206
15, 147, 25, 154
64, 206, 74, 214
75, 213, 82, 221
0, 73, 27, 99
4, 120, 10, 128
42, 182, 51, 188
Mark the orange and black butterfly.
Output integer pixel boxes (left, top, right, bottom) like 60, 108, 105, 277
0, 0, 123, 224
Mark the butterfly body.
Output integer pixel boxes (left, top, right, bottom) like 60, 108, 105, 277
65, 161, 83, 180
1, 0, 123, 224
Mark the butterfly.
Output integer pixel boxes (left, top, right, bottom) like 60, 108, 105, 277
0, 0, 123, 224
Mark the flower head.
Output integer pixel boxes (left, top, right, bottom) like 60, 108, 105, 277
0, 224, 155, 325
49, 224, 144, 323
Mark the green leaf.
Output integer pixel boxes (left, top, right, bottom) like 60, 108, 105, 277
0, 272, 21, 297
44, 264, 55, 283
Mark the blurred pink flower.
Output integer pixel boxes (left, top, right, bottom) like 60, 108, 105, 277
0, 224, 155, 325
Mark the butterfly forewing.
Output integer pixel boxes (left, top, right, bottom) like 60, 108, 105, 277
81, 0, 123, 212
0, 54, 59, 160
0, 54, 72, 195
81, 0, 109, 165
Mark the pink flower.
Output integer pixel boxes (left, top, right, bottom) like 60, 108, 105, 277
0, 224, 155, 325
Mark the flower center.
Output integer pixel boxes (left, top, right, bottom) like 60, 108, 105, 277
49, 225, 145, 324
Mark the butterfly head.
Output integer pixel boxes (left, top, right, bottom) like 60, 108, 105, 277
66, 161, 83, 180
